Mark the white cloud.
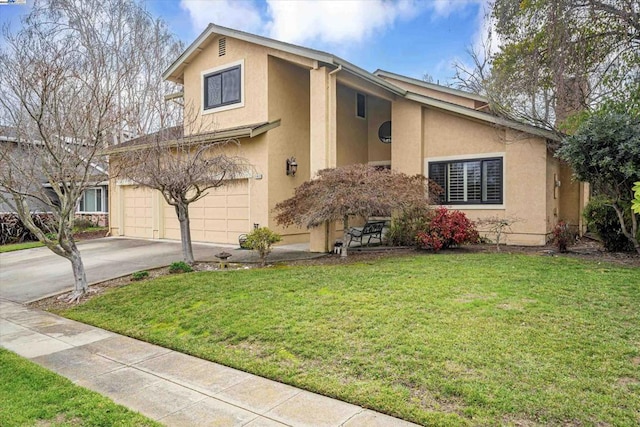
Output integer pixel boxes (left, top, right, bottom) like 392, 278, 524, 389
265, 0, 422, 45
180, 0, 423, 46
179, 0, 264, 35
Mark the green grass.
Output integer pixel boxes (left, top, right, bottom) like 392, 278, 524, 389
0, 348, 159, 426
0, 241, 44, 252
0, 227, 108, 253
59, 253, 640, 426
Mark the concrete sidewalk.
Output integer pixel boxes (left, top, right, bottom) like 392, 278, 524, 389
0, 299, 418, 427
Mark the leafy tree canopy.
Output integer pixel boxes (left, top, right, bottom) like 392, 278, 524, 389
274, 164, 435, 229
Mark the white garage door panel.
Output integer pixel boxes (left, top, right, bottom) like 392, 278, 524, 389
161, 180, 249, 244
123, 186, 153, 238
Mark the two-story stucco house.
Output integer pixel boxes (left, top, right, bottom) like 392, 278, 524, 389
108, 24, 588, 252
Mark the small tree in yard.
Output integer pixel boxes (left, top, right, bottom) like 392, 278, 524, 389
114, 128, 252, 264
274, 164, 437, 257
556, 111, 640, 255
476, 216, 523, 251
245, 227, 282, 266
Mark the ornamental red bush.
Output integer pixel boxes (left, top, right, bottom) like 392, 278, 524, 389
417, 207, 479, 252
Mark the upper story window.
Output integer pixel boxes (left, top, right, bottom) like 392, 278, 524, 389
203, 61, 243, 112
356, 93, 366, 118
428, 157, 503, 205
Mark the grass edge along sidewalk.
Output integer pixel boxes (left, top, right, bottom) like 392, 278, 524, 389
0, 348, 159, 426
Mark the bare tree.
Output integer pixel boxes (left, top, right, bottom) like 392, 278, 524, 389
112, 125, 252, 264
454, 0, 640, 134
274, 164, 437, 257
0, 0, 181, 301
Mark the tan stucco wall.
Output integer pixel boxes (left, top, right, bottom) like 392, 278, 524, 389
266, 56, 311, 244
182, 36, 269, 134
336, 84, 368, 166
558, 160, 582, 227
367, 96, 392, 163
415, 108, 552, 245
391, 97, 423, 175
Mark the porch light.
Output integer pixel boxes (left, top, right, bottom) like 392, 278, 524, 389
286, 157, 298, 176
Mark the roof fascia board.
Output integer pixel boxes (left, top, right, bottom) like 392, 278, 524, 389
405, 92, 560, 141
375, 69, 487, 103
105, 120, 281, 155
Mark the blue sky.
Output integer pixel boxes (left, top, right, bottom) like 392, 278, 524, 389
0, 0, 490, 84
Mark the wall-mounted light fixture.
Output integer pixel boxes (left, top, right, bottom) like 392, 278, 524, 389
286, 157, 298, 176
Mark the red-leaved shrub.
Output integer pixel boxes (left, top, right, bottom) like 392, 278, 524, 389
417, 207, 479, 252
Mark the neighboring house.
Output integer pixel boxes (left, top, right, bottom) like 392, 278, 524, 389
108, 24, 588, 251
0, 127, 109, 226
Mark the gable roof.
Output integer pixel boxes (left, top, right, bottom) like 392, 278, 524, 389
163, 23, 405, 96
163, 24, 559, 143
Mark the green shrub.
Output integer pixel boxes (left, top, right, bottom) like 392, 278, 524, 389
583, 196, 636, 252
245, 227, 282, 266
169, 261, 193, 274
131, 271, 149, 281
386, 206, 432, 247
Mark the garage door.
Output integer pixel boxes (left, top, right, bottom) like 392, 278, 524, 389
163, 179, 250, 244
122, 186, 153, 238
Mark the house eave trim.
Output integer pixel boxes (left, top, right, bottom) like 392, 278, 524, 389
375, 69, 488, 103
104, 119, 281, 154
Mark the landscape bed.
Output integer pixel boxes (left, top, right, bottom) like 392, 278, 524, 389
55, 253, 639, 426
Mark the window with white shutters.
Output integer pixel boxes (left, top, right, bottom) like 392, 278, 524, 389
428, 157, 503, 205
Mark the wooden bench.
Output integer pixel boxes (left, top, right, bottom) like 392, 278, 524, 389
346, 220, 386, 247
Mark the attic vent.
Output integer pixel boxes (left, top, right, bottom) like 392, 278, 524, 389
218, 38, 226, 56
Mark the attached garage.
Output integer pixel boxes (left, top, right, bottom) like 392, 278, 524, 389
162, 179, 250, 245
122, 185, 153, 238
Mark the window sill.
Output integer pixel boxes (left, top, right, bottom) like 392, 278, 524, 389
202, 101, 244, 116
440, 204, 505, 210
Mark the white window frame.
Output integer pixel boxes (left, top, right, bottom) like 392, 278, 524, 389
77, 186, 107, 213
425, 153, 505, 210
201, 59, 245, 116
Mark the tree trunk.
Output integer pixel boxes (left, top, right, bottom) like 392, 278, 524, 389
67, 242, 88, 302
612, 203, 640, 255
341, 215, 349, 257
176, 203, 195, 264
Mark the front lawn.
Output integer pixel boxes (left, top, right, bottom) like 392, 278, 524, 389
0, 349, 158, 426
59, 253, 640, 426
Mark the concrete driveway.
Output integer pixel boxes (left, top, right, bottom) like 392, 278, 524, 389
0, 238, 235, 303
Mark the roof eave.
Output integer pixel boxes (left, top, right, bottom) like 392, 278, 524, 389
104, 120, 281, 155
375, 69, 488, 103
